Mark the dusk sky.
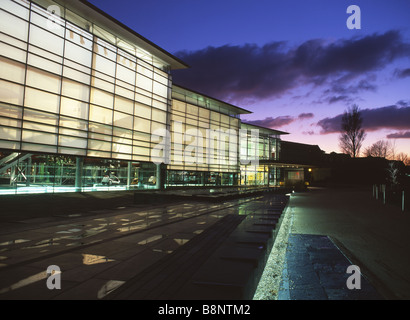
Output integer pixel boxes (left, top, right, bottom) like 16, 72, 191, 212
88, 0, 410, 156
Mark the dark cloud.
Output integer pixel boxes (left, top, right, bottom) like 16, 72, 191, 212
394, 68, 410, 78
298, 113, 314, 120
244, 116, 295, 128
328, 95, 351, 104
317, 104, 410, 134
172, 30, 410, 103
302, 130, 315, 136
244, 112, 314, 128
386, 131, 410, 139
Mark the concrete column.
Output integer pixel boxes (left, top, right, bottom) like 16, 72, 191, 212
127, 161, 132, 188
155, 163, 161, 190
26, 156, 32, 186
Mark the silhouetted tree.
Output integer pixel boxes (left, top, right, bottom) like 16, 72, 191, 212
364, 140, 393, 158
339, 105, 366, 158
396, 152, 409, 166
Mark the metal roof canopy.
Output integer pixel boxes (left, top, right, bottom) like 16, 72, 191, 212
240, 122, 289, 136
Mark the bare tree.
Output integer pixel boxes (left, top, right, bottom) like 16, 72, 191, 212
339, 105, 366, 158
363, 140, 393, 158
396, 152, 409, 166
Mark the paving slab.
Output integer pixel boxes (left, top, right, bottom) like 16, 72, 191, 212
278, 233, 383, 300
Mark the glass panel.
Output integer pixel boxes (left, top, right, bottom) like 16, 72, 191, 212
0, 126, 21, 141
22, 130, 57, 145
136, 74, 152, 92
114, 96, 133, 114
58, 147, 86, 156
26, 66, 61, 93
29, 44, 62, 64
153, 81, 168, 98
154, 70, 168, 85
134, 102, 151, 119
89, 122, 112, 135
93, 53, 116, 76
21, 142, 56, 153
24, 109, 58, 126
61, 79, 90, 102
60, 97, 89, 119
116, 64, 135, 85
28, 53, 62, 75
173, 100, 186, 112
0, 80, 24, 105
113, 111, 133, 129
0, 56, 26, 83
64, 40, 92, 67
152, 99, 167, 111
89, 132, 111, 142
133, 117, 150, 133
24, 87, 59, 113
113, 127, 132, 139
23, 121, 57, 133
112, 143, 132, 154
89, 105, 113, 124
115, 84, 134, 100
151, 122, 166, 133
113, 135, 132, 145
60, 116, 88, 131
133, 146, 150, 156
0, 0, 30, 19
87, 150, 111, 158
90, 88, 113, 108
91, 76, 114, 93
29, 25, 64, 56
0, 9, 28, 41
59, 127, 87, 138
88, 139, 111, 152
135, 92, 151, 106
59, 135, 87, 149
211, 111, 220, 122
63, 65, 90, 84
0, 39, 27, 63
0, 103, 22, 118
151, 108, 167, 123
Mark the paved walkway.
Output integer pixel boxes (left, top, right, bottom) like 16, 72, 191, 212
0, 189, 287, 300
277, 234, 382, 300
256, 186, 410, 300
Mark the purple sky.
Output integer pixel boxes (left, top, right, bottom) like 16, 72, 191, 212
88, 0, 410, 156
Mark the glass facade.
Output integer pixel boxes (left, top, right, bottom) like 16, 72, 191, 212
0, 151, 158, 194
0, 0, 183, 194
0, 0, 171, 161
165, 86, 246, 187
239, 123, 283, 187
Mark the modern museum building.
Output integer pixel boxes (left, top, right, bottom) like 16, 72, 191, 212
0, 0, 291, 195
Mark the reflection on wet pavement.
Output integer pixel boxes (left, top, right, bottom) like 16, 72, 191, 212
0, 270, 47, 295
0, 195, 263, 299
82, 254, 115, 265
97, 280, 125, 299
